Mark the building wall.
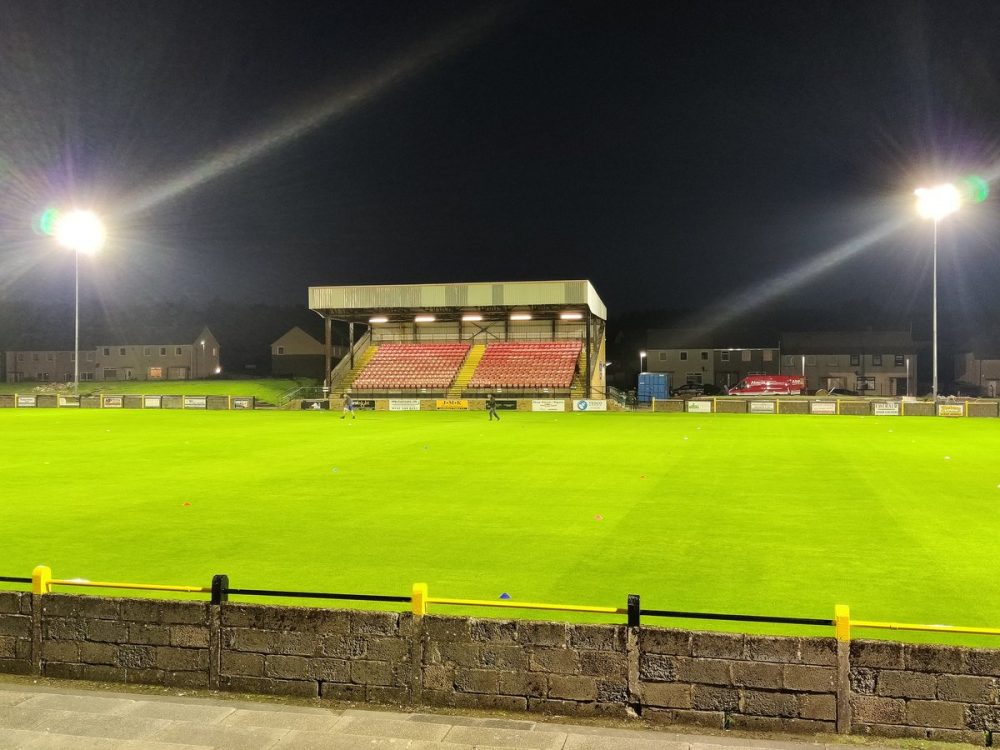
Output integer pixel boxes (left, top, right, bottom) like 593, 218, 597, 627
1, 591, 996, 744
645, 349, 779, 388
4, 351, 81, 383
781, 353, 914, 396
954, 354, 1000, 396
6, 332, 220, 383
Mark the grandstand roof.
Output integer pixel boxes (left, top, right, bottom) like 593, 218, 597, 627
308, 280, 607, 322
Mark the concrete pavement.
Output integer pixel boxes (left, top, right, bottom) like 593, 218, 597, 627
0, 677, 914, 750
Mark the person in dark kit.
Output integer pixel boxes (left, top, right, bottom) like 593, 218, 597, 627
486, 393, 499, 421
341, 393, 355, 419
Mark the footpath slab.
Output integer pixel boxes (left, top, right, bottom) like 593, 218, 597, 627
0, 677, 937, 750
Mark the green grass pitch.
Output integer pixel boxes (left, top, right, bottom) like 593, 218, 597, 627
3, 408, 999, 645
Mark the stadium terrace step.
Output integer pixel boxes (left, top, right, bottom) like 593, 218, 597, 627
448, 343, 486, 398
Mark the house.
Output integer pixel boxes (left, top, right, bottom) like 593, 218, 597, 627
954, 339, 1000, 397
270, 326, 343, 380
644, 329, 780, 390
780, 330, 916, 396
4, 326, 220, 383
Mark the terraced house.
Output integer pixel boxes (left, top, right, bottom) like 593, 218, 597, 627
4, 326, 220, 383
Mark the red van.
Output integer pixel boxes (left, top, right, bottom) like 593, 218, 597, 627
726, 375, 806, 396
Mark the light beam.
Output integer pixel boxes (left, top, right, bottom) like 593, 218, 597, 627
118, 7, 510, 218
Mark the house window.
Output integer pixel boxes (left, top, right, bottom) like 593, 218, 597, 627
103, 348, 110, 357
658, 352, 666, 361
86, 352, 94, 361
700, 351, 709, 361
70, 352, 75, 361
680, 352, 688, 361
103, 368, 117, 380
721, 351, 730, 362
40, 372, 49, 381
686, 372, 703, 384
763, 350, 773, 362
64, 372, 73, 381
16, 353, 23, 361
872, 354, 882, 366
148, 367, 163, 379
850, 354, 860, 366
160, 347, 167, 356
277, 346, 285, 355
119, 347, 126, 356
742, 350, 751, 362
175, 347, 182, 355
895, 355, 905, 367
32, 353, 39, 362
856, 376, 875, 391
81, 372, 94, 381
144, 347, 151, 356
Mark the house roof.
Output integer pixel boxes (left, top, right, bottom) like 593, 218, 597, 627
780, 330, 916, 355
645, 328, 777, 350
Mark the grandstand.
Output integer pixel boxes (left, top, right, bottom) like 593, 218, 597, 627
308, 281, 607, 399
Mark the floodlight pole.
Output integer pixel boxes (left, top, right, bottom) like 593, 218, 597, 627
74, 250, 80, 395
932, 218, 938, 400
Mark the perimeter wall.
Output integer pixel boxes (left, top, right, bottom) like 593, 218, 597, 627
1, 591, 997, 744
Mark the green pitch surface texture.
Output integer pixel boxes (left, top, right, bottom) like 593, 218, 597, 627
3, 409, 999, 645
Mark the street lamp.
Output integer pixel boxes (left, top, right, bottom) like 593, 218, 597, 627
639, 350, 646, 373
54, 209, 105, 394
915, 184, 960, 399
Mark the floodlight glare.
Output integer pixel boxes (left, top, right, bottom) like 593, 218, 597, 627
368, 316, 388, 324
510, 313, 531, 321
54, 209, 106, 255
559, 312, 583, 320
461, 314, 483, 322
414, 315, 435, 323
915, 184, 960, 221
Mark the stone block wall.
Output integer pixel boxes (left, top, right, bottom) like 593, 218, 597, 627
420, 616, 629, 717
39, 594, 211, 688
639, 628, 837, 734
1, 593, 999, 745
219, 604, 412, 702
0, 592, 32, 675
850, 640, 1000, 744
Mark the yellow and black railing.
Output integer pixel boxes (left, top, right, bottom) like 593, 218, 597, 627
11, 566, 1000, 643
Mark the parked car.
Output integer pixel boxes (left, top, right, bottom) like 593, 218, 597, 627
726, 375, 806, 396
670, 382, 722, 398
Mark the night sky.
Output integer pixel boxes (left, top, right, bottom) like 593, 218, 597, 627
2, 0, 1000, 331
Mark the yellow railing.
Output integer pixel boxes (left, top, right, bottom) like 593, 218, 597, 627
31, 565, 210, 596
20, 567, 1000, 643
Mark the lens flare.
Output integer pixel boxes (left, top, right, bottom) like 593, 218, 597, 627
961, 175, 989, 204
32, 207, 61, 236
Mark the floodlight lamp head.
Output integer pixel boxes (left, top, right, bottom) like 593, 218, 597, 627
54, 209, 105, 255
915, 184, 960, 221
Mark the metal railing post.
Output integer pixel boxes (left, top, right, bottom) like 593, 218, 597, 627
627, 594, 641, 627
211, 574, 229, 605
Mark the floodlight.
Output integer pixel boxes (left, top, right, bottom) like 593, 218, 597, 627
915, 184, 960, 221
560, 312, 583, 320
461, 314, 483, 322
414, 315, 435, 323
369, 316, 388, 324
54, 209, 106, 255
510, 313, 531, 321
